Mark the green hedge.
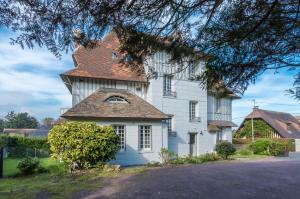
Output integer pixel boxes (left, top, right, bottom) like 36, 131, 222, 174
248, 139, 291, 156
0, 135, 50, 157
233, 138, 295, 152
48, 122, 119, 169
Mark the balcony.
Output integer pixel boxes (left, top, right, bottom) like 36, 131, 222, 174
163, 90, 177, 98
168, 131, 177, 137
189, 117, 201, 123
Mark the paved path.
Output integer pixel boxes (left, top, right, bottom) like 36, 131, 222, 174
83, 158, 300, 199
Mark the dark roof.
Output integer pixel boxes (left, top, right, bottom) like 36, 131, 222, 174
208, 120, 238, 127
61, 88, 168, 120
62, 32, 147, 82
241, 108, 300, 138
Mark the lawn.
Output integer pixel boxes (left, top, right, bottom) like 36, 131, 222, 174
3, 157, 62, 177
0, 158, 146, 199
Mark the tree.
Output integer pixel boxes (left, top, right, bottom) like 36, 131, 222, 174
48, 122, 119, 169
4, 111, 38, 129
0, 0, 299, 97
42, 117, 54, 129
234, 119, 275, 139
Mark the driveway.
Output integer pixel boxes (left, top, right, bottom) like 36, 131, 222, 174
83, 158, 300, 199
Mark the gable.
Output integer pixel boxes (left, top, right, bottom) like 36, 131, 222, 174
62, 32, 147, 82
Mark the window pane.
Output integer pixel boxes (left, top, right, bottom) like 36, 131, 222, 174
113, 125, 126, 150
139, 125, 152, 150
163, 75, 172, 95
189, 102, 196, 120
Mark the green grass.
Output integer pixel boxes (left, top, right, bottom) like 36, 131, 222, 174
3, 157, 64, 177
0, 170, 104, 199
0, 159, 146, 199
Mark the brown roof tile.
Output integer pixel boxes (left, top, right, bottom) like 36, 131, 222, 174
63, 32, 147, 82
61, 88, 168, 120
242, 108, 300, 138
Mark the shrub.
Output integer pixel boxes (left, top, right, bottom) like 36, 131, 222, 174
215, 141, 236, 159
248, 139, 286, 156
48, 122, 119, 170
200, 153, 220, 162
238, 148, 253, 156
159, 148, 177, 165
17, 157, 40, 175
0, 135, 50, 157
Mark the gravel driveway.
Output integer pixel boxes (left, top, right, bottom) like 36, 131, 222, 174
83, 158, 300, 199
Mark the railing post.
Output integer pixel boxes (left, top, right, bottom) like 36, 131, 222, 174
0, 147, 3, 178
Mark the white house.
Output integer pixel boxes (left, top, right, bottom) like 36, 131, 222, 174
60, 32, 239, 165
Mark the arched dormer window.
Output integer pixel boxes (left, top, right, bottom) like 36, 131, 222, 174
105, 95, 128, 104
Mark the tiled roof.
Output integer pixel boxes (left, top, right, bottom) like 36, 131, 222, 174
208, 120, 237, 127
62, 32, 147, 82
243, 108, 300, 138
61, 88, 168, 120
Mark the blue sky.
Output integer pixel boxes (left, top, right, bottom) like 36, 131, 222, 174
0, 29, 299, 124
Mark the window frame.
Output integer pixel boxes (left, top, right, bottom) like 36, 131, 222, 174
216, 131, 223, 143
188, 61, 195, 78
166, 118, 172, 134
139, 125, 152, 151
216, 97, 221, 113
189, 101, 197, 121
106, 96, 128, 104
163, 75, 172, 95
113, 125, 126, 151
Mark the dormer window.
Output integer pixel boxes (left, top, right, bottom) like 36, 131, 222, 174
106, 95, 128, 104
112, 52, 118, 59
287, 123, 292, 131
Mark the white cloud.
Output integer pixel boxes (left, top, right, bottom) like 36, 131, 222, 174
232, 70, 300, 126
0, 31, 72, 121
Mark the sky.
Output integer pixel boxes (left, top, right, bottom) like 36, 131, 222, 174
0, 29, 299, 124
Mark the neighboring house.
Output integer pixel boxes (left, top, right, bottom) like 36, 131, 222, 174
2, 128, 50, 137
238, 108, 300, 139
60, 32, 239, 165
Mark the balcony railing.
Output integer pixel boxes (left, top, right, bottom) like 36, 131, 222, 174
189, 117, 201, 123
168, 131, 177, 137
163, 90, 177, 98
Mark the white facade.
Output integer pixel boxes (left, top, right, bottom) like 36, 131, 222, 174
95, 120, 168, 166
63, 51, 235, 165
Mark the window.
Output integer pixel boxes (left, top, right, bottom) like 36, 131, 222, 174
189, 101, 197, 121
166, 118, 172, 134
216, 97, 221, 113
113, 125, 126, 150
139, 125, 152, 150
188, 61, 195, 78
163, 75, 172, 96
216, 131, 223, 143
287, 123, 292, 131
106, 96, 128, 103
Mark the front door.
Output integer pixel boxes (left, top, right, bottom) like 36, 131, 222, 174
189, 134, 197, 156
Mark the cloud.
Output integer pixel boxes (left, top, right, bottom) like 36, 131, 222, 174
232, 70, 300, 126
0, 30, 72, 121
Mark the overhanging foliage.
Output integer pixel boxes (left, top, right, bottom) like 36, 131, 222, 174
0, 0, 299, 97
